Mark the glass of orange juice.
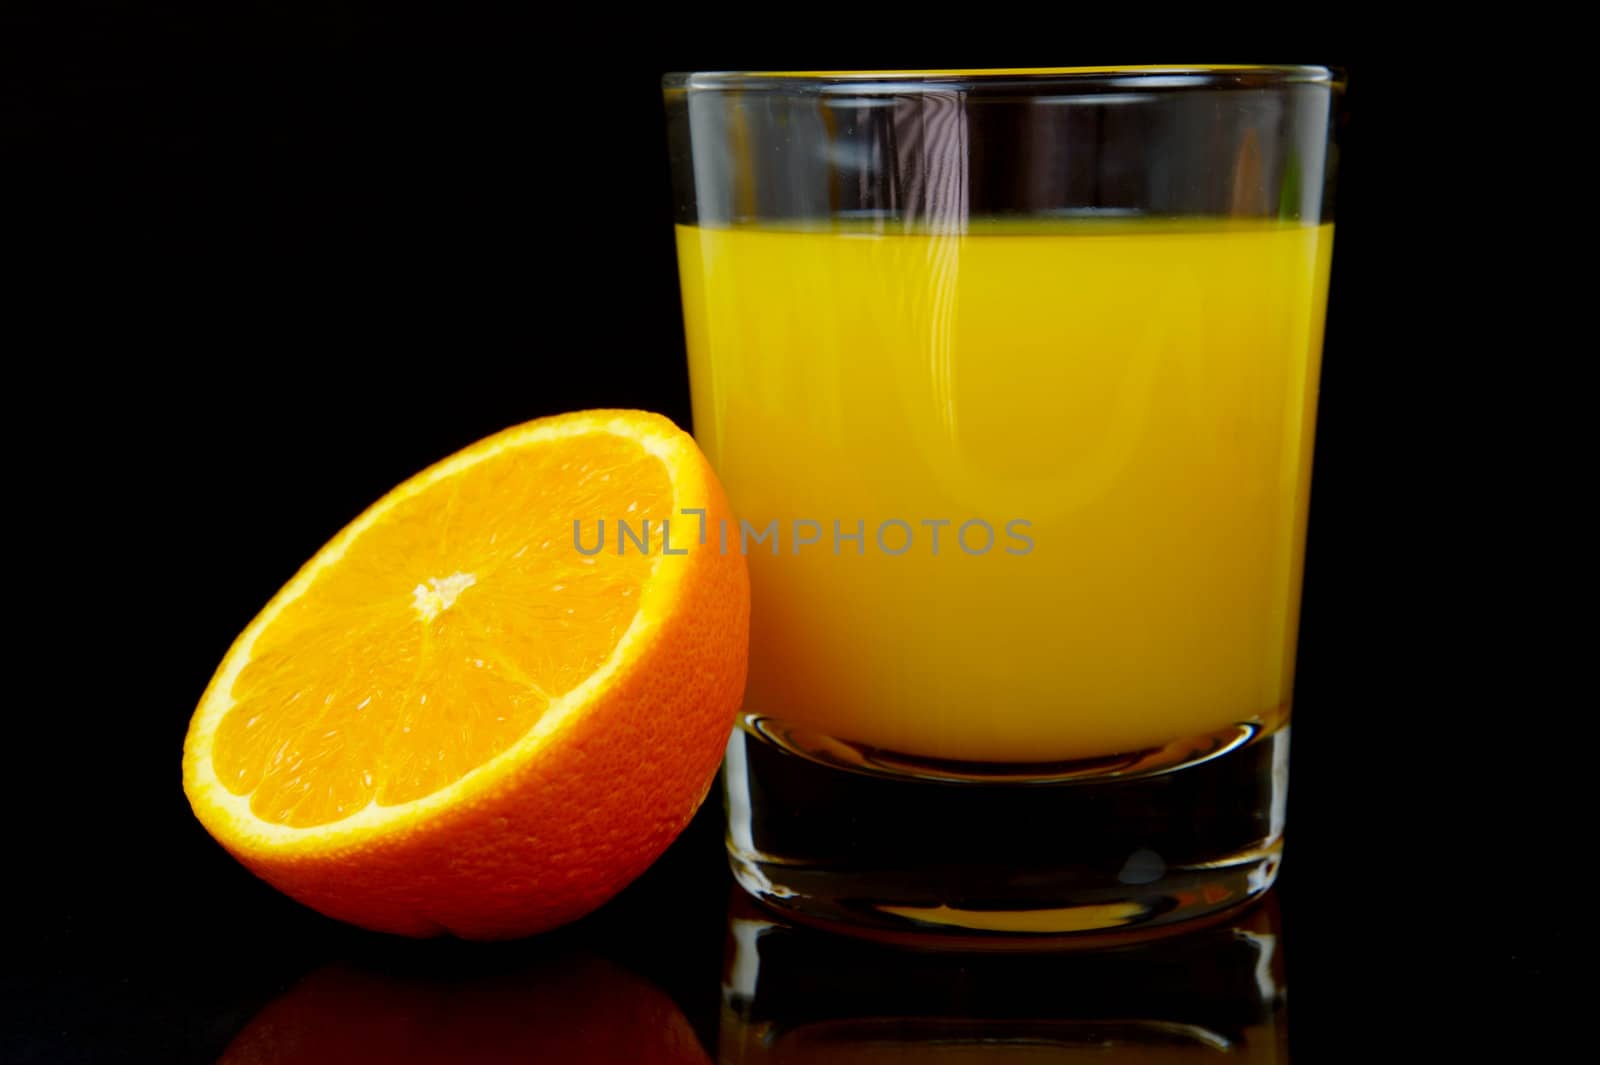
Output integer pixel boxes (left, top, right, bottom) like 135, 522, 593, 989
665, 66, 1340, 943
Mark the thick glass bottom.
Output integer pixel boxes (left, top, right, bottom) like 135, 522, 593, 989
724, 717, 1288, 947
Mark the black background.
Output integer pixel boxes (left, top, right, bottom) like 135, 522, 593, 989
5, 12, 1544, 1063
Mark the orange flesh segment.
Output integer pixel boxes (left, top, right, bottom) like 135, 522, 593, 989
211, 432, 674, 828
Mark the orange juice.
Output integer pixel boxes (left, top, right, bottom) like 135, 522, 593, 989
677, 219, 1333, 763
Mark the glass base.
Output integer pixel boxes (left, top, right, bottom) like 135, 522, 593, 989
724, 717, 1288, 948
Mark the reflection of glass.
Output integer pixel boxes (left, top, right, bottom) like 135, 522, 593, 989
720, 890, 1288, 1063
216, 952, 710, 1065
667, 67, 1339, 941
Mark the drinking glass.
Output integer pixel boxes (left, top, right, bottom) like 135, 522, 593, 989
665, 66, 1340, 943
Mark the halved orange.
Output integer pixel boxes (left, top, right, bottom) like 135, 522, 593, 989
182, 410, 748, 938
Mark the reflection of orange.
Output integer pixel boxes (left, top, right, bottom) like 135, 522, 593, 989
183, 411, 748, 937
218, 956, 710, 1065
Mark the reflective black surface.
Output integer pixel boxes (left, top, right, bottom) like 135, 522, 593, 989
8, 794, 1552, 1063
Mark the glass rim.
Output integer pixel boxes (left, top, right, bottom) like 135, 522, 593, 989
664, 64, 1341, 94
